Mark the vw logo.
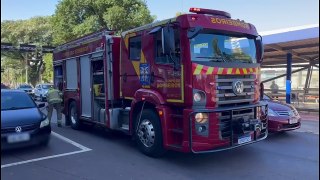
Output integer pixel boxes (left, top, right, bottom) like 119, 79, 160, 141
15, 126, 22, 133
232, 80, 244, 95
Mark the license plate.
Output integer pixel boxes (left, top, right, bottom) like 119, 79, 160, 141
238, 134, 252, 145
289, 118, 298, 124
7, 133, 30, 143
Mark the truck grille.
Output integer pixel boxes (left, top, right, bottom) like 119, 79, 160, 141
215, 75, 255, 107
218, 107, 267, 140
275, 110, 299, 117
1, 123, 39, 134
215, 74, 266, 140
275, 111, 290, 116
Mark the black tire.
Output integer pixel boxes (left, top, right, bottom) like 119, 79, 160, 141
69, 101, 81, 130
135, 109, 166, 157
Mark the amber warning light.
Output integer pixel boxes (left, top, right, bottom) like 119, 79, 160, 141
189, 8, 231, 18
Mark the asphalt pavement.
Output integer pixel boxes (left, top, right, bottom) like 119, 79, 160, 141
1, 108, 319, 180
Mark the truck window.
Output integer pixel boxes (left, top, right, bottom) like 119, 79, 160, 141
154, 27, 180, 64
129, 36, 141, 60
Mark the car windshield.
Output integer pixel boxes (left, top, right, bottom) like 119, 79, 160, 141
42, 85, 53, 89
1, 92, 36, 110
19, 85, 32, 88
190, 31, 257, 63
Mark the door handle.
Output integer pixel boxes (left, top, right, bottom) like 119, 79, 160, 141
123, 73, 127, 82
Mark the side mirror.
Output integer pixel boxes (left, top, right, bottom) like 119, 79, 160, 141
256, 35, 264, 63
38, 103, 45, 108
162, 26, 175, 55
260, 82, 264, 100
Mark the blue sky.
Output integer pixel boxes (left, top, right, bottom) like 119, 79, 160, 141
1, 0, 319, 32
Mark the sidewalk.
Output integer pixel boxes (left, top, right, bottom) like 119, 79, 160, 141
299, 112, 319, 121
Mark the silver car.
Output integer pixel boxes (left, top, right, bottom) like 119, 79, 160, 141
34, 84, 53, 102
16, 84, 34, 97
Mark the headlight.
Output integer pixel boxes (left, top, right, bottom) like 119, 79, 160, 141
268, 108, 278, 116
193, 92, 202, 102
40, 119, 50, 128
193, 91, 205, 102
195, 113, 209, 123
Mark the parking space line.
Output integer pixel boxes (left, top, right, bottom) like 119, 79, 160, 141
51, 132, 91, 151
1, 132, 92, 169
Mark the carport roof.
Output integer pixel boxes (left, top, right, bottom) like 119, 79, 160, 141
260, 24, 319, 67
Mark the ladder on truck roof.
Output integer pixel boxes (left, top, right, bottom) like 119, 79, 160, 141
54, 29, 114, 53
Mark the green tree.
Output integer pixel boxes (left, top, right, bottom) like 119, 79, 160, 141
41, 54, 53, 83
52, 0, 156, 45
1, 16, 53, 86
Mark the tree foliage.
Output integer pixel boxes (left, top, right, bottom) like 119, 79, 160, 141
52, 0, 155, 45
1, 16, 53, 86
1, 0, 155, 86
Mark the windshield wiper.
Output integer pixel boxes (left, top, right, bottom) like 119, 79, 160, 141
195, 56, 226, 62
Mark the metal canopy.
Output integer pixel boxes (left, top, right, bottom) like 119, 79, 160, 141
260, 24, 319, 67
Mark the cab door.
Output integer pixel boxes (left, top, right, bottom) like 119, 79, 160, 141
151, 26, 184, 103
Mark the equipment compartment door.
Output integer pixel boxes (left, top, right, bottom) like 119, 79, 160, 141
80, 55, 92, 117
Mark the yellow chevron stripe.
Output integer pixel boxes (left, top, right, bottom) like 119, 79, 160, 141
194, 65, 203, 75
206, 67, 213, 74
141, 51, 146, 63
218, 68, 224, 74
243, 68, 247, 74
132, 61, 140, 79
227, 68, 232, 74
236, 68, 240, 74
124, 33, 137, 50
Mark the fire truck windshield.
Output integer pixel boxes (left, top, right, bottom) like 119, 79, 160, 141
190, 32, 257, 63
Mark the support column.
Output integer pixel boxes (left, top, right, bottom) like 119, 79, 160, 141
286, 53, 292, 104
25, 57, 28, 84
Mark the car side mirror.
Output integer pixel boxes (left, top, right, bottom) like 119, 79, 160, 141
38, 103, 45, 108
162, 26, 175, 55
256, 35, 264, 63
260, 82, 264, 100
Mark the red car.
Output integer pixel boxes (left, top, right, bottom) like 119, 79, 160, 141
262, 94, 301, 132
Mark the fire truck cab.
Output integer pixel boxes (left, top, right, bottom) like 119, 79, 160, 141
53, 8, 267, 157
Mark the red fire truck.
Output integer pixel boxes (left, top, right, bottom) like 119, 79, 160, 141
53, 8, 267, 157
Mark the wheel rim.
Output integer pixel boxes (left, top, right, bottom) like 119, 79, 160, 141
137, 119, 155, 148
70, 106, 77, 125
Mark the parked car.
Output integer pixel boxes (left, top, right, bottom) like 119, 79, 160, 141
1, 89, 51, 150
16, 84, 34, 98
34, 83, 54, 101
262, 94, 301, 132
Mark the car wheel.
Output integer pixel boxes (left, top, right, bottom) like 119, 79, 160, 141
69, 101, 81, 130
135, 109, 166, 157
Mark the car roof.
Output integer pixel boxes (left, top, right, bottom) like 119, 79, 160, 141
1, 89, 26, 93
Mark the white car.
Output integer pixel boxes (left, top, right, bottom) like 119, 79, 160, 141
34, 84, 53, 101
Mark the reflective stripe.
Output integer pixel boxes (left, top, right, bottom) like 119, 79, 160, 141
47, 89, 62, 104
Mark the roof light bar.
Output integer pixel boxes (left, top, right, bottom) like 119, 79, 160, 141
189, 8, 231, 18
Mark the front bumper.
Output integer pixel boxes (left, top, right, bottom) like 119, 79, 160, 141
268, 116, 301, 132
188, 103, 268, 153
1, 125, 51, 150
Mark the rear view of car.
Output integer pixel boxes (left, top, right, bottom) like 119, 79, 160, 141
16, 84, 34, 98
262, 94, 301, 132
1, 90, 51, 150
34, 84, 54, 101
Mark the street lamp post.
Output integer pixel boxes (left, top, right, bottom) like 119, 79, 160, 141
25, 65, 28, 84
